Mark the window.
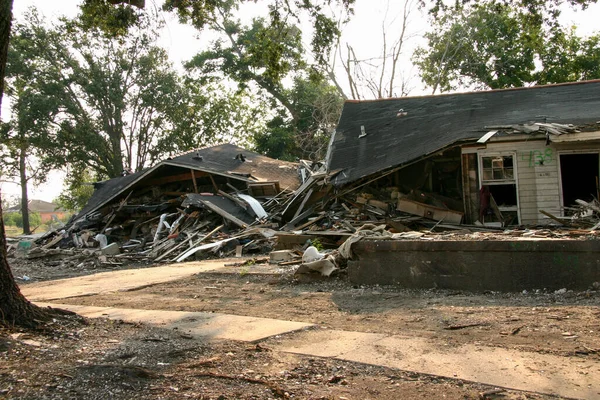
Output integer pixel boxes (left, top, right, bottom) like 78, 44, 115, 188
481, 155, 514, 182
478, 153, 520, 225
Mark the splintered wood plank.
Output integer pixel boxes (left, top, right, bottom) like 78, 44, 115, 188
202, 200, 248, 228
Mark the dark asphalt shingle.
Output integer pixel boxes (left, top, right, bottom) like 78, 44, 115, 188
328, 80, 600, 186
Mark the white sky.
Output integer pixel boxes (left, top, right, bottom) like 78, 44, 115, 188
2, 0, 599, 203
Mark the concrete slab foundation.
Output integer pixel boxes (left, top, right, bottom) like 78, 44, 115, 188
37, 303, 315, 342
348, 239, 600, 291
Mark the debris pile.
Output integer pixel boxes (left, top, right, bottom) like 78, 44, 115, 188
540, 198, 600, 230
24, 144, 303, 264
31, 191, 283, 264
11, 142, 600, 280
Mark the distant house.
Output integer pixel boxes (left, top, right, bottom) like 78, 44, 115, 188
5, 199, 68, 223
326, 80, 600, 226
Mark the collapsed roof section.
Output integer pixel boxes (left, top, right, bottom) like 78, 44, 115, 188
327, 80, 600, 186
164, 143, 300, 189
78, 143, 300, 218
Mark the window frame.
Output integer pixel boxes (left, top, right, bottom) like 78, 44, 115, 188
477, 151, 521, 224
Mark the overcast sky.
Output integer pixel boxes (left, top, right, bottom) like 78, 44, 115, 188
3, 0, 599, 203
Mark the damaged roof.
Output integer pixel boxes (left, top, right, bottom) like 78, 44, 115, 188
327, 80, 600, 186
77, 171, 145, 218
165, 143, 299, 190
77, 144, 300, 217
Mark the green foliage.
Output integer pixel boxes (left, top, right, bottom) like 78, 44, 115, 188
2, 213, 18, 227
54, 169, 96, 212
253, 75, 343, 160
253, 115, 297, 161
186, 15, 305, 117
79, 0, 142, 36
164, 0, 354, 72
7, 9, 246, 184
165, 79, 267, 154
1, 22, 58, 189
425, 0, 598, 24
186, 8, 344, 161
310, 238, 324, 251
80, 0, 145, 37
536, 27, 600, 84
414, 2, 600, 92
7, 10, 171, 178
3, 212, 41, 228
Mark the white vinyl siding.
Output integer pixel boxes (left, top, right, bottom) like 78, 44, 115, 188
474, 139, 600, 224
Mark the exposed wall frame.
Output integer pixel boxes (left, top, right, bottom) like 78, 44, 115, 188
477, 151, 521, 225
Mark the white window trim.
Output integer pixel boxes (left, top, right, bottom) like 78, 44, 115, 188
477, 151, 521, 224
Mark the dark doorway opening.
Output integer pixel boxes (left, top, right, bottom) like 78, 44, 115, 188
560, 153, 599, 210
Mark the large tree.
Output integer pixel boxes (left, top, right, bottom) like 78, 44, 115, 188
1, 49, 59, 234
183, 4, 345, 160
78, 1, 354, 161
10, 8, 259, 182
414, 2, 600, 93
8, 10, 187, 179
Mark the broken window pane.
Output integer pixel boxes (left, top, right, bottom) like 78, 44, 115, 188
480, 155, 515, 183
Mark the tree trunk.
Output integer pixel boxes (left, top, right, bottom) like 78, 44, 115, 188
19, 144, 31, 235
109, 131, 124, 178
0, 0, 53, 329
0, 192, 47, 328
0, 0, 13, 113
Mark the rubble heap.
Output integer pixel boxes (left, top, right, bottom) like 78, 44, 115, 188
11, 143, 600, 279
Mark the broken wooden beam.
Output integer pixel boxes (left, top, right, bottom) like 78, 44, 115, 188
539, 210, 570, 226
201, 200, 248, 228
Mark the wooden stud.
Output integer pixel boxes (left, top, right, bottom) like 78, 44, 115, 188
190, 169, 199, 193
209, 174, 219, 194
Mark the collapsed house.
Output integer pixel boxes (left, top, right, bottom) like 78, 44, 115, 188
325, 79, 600, 227
31, 144, 306, 263
28, 82, 600, 290
311, 80, 600, 290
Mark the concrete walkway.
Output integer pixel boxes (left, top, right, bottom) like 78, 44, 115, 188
22, 260, 232, 301
273, 329, 600, 400
36, 303, 315, 342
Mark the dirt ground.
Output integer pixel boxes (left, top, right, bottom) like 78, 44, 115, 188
3, 255, 600, 399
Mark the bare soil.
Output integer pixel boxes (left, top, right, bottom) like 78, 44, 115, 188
3, 256, 600, 399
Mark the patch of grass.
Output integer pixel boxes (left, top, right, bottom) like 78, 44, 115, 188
4, 226, 22, 237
